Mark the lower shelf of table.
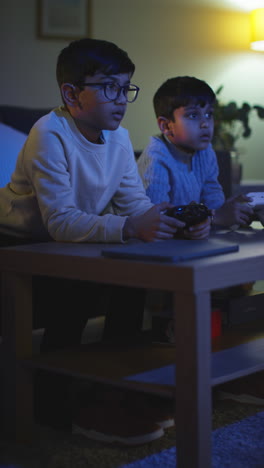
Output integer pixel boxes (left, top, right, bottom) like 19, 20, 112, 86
21, 321, 264, 397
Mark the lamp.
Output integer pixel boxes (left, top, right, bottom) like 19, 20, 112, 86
250, 8, 264, 51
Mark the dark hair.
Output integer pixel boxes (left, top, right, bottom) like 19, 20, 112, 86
56, 38, 135, 87
153, 76, 216, 119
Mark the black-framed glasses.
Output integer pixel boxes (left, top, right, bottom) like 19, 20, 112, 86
76, 82, 140, 103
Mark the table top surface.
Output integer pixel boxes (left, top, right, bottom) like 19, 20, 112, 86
0, 226, 264, 293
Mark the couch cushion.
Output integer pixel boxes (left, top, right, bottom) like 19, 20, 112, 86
0, 105, 52, 134
0, 122, 27, 187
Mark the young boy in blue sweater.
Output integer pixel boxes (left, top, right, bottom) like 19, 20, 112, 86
138, 76, 253, 227
137, 76, 254, 343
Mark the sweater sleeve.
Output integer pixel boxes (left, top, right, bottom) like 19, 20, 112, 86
111, 137, 154, 216
137, 145, 171, 204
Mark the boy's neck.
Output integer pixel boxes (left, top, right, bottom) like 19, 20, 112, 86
164, 135, 195, 158
173, 143, 195, 157
64, 107, 104, 144
74, 118, 103, 144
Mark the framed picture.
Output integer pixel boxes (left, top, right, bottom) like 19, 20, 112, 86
37, 0, 91, 40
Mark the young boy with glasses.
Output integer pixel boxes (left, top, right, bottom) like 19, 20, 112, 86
0, 38, 183, 444
0, 41, 183, 245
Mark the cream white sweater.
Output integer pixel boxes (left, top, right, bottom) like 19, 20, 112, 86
0, 107, 153, 243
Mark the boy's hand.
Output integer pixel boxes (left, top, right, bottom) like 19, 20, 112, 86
183, 216, 211, 240
214, 194, 254, 227
123, 202, 186, 242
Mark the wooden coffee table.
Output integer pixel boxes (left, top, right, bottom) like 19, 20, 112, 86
1, 228, 264, 468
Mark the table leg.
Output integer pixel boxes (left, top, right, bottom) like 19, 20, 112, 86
173, 290, 212, 468
1, 272, 33, 441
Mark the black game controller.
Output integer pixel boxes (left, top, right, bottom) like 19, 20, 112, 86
165, 202, 212, 228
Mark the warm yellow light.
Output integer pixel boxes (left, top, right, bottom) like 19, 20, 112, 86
250, 8, 264, 51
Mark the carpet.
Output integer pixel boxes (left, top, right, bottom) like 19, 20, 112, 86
1, 339, 264, 468
119, 411, 264, 468
0, 399, 263, 468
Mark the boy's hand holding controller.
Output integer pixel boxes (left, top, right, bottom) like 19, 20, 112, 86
123, 202, 186, 241
184, 216, 211, 240
213, 194, 254, 227
165, 202, 212, 240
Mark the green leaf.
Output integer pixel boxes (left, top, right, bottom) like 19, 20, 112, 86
254, 106, 264, 119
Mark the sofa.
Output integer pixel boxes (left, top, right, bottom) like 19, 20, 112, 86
0, 105, 52, 187
0, 106, 53, 331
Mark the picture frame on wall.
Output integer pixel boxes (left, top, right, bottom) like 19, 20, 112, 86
37, 0, 91, 40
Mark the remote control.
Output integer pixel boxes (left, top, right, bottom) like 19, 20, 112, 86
247, 192, 264, 226
247, 192, 264, 208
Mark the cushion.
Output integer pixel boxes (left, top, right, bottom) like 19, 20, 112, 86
0, 105, 52, 134
0, 122, 27, 187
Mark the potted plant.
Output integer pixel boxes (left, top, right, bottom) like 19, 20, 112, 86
212, 86, 264, 187
213, 85, 264, 152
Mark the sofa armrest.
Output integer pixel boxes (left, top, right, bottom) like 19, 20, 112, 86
0, 105, 52, 134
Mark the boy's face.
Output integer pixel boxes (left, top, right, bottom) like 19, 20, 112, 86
160, 102, 214, 154
65, 72, 131, 142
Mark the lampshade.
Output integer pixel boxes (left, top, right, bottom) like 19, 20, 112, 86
250, 8, 264, 51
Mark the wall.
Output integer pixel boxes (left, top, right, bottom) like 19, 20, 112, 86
1, 0, 264, 180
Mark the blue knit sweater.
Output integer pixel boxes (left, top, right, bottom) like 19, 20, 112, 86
137, 134, 225, 209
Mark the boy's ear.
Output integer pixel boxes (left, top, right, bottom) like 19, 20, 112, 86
60, 83, 80, 107
157, 116, 171, 136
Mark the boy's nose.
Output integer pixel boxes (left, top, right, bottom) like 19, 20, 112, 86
200, 119, 209, 128
115, 91, 127, 104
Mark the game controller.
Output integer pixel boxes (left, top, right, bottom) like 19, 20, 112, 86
247, 192, 264, 226
247, 192, 264, 208
165, 202, 212, 228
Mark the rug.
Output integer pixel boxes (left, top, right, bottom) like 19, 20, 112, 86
0, 401, 263, 468
119, 411, 264, 468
